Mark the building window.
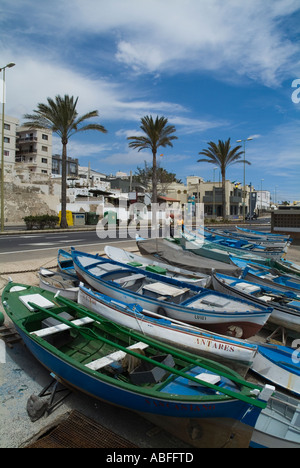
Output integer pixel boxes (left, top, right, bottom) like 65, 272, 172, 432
4, 137, 10, 143
42, 158, 48, 164
42, 134, 48, 140
41, 170, 48, 174
4, 150, 9, 156
41, 146, 48, 152
4, 123, 10, 130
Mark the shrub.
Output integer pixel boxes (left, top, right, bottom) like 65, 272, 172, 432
23, 214, 59, 230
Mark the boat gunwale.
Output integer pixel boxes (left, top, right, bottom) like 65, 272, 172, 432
2, 282, 267, 409
72, 250, 273, 320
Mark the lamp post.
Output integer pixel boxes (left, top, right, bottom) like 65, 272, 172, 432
261, 178, 264, 213
213, 166, 217, 217
0, 62, 15, 232
236, 137, 252, 222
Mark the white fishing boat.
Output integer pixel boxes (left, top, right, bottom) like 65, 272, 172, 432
78, 283, 258, 370
250, 391, 300, 448
38, 268, 79, 301
104, 245, 210, 287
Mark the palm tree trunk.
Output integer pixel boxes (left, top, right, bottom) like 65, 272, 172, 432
60, 140, 68, 229
151, 149, 158, 235
152, 149, 157, 204
221, 169, 226, 220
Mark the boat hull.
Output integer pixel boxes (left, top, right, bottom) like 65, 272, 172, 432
251, 346, 300, 397
78, 285, 257, 368
16, 326, 260, 424
212, 273, 300, 333
73, 255, 270, 339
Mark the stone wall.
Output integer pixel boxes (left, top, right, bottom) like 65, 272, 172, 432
1, 182, 58, 225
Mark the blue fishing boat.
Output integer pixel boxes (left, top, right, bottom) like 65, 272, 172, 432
235, 226, 291, 242
1, 282, 274, 448
57, 248, 77, 278
211, 271, 300, 333
189, 228, 286, 260
71, 249, 272, 339
230, 257, 300, 293
204, 227, 290, 248
180, 229, 273, 264
251, 343, 300, 397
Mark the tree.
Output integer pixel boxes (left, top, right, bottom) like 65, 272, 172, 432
198, 138, 249, 218
127, 115, 178, 204
23, 95, 107, 228
133, 160, 182, 192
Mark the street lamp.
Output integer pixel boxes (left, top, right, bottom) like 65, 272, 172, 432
1, 62, 15, 232
236, 137, 253, 222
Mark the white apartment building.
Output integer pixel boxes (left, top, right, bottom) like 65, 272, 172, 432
256, 190, 270, 212
0, 114, 19, 169
15, 125, 52, 176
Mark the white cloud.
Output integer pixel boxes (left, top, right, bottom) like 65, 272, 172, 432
2, 0, 299, 89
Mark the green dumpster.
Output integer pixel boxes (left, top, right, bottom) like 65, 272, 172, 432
86, 212, 99, 225
103, 211, 117, 225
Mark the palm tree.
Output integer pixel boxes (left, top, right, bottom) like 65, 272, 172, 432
198, 138, 249, 219
23, 95, 107, 228
127, 115, 178, 204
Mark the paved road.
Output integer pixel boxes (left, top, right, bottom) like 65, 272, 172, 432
0, 220, 273, 263
0, 228, 139, 263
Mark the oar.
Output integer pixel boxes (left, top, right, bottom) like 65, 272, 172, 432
29, 300, 267, 409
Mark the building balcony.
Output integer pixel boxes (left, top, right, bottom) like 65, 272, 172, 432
17, 136, 38, 143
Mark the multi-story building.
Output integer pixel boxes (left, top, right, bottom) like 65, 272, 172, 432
0, 114, 19, 169
15, 125, 52, 176
52, 154, 79, 177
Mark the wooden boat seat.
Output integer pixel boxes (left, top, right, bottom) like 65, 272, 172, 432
114, 273, 146, 284
142, 282, 189, 297
30, 317, 94, 337
234, 282, 261, 294
85, 341, 149, 371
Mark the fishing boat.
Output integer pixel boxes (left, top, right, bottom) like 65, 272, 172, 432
250, 391, 300, 448
38, 268, 79, 301
137, 237, 242, 277
235, 226, 291, 242
182, 229, 285, 262
71, 249, 272, 339
180, 230, 268, 264
251, 343, 300, 397
230, 257, 300, 293
271, 257, 300, 278
1, 282, 274, 448
78, 283, 258, 370
104, 245, 210, 287
204, 227, 290, 248
57, 249, 77, 278
211, 272, 300, 333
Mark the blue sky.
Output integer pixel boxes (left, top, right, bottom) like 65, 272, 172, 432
1, 0, 300, 203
